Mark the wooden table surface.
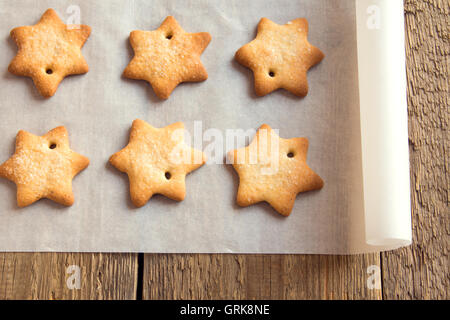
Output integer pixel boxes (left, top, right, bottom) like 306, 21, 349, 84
0, 0, 448, 300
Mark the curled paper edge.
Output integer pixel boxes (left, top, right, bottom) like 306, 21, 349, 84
356, 0, 412, 250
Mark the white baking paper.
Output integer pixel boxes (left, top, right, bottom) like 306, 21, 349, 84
356, 0, 412, 248
0, 0, 411, 253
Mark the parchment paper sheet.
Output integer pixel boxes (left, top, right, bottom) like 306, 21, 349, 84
0, 0, 410, 253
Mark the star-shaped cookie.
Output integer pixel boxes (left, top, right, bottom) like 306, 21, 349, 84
8, 8, 91, 97
228, 124, 324, 216
123, 16, 211, 99
0, 126, 90, 207
235, 18, 324, 97
109, 119, 206, 207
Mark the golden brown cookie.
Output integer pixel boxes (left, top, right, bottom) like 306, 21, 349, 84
0, 126, 90, 207
8, 8, 91, 97
235, 18, 324, 97
109, 119, 206, 207
123, 16, 211, 99
227, 124, 324, 216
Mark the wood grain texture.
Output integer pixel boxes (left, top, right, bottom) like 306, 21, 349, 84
381, 0, 449, 300
0, 253, 138, 299
0, 0, 447, 300
142, 254, 381, 299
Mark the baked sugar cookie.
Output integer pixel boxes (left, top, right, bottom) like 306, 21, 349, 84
8, 8, 91, 97
0, 126, 89, 207
228, 124, 323, 216
109, 119, 206, 207
123, 16, 211, 99
235, 18, 324, 97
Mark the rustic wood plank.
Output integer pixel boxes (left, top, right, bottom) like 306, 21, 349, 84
142, 254, 382, 299
0, 253, 138, 299
381, 0, 449, 300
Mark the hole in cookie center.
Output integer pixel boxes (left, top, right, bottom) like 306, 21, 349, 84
165, 172, 171, 180
287, 152, 295, 158
269, 70, 275, 77
46, 69, 53, 75
166, 33, 173, 40
49, 143, 57, 149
